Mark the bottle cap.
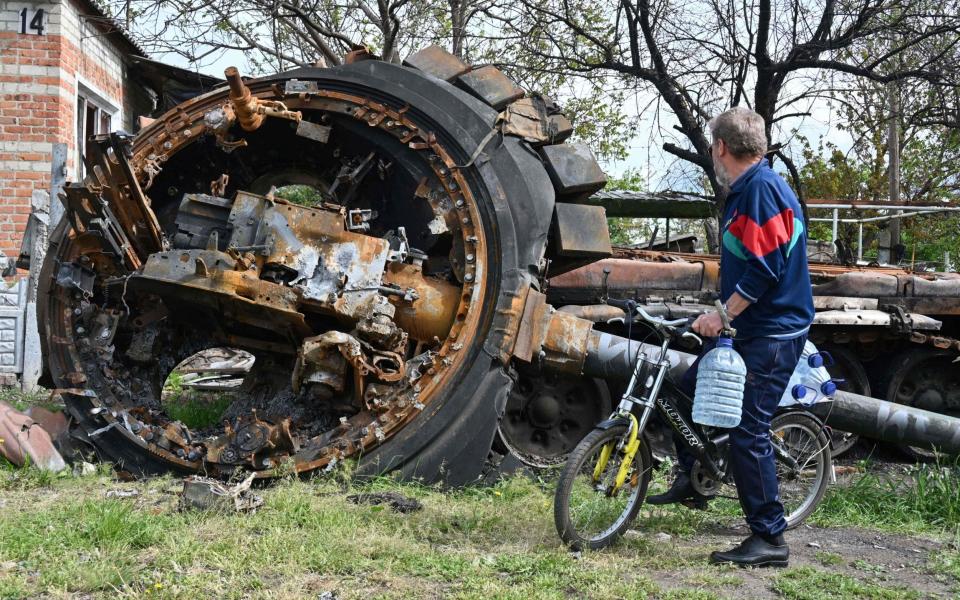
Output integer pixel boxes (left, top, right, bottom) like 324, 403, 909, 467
791, 384, 806, 400
716, 337, 733, 348
821, 380, 837, 396
807, 353, 824, 368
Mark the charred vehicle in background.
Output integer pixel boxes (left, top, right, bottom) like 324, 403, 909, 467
544, 248, 960, 460
35, 46, 960, 483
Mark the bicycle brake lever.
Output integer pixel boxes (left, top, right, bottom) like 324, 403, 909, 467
714, 299, 737, 338
606, 317, 626, 325
681, 331, 702, 345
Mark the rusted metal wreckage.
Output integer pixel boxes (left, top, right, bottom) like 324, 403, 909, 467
33, 46, 960, 484
0, 402, 67, 470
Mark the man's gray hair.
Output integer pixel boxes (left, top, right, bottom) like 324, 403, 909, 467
708, 107, 767, 158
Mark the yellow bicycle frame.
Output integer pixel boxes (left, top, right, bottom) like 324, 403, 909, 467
592, 414, 641, 495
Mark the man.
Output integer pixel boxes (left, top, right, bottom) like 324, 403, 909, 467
646, 106, 815, 568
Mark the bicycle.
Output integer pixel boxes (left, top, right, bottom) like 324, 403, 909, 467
553, 300, 833, 550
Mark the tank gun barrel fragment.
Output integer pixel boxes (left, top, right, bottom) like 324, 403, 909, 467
582, 329, 698, 383
813, 391, 960, 455
224, 66, 301, 131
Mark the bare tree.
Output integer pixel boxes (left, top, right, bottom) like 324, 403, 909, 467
112, 0, 496, 72
487, 0, 960, 246
111, 0, 638, 164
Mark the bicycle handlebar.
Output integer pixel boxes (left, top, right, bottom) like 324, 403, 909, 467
633, 306, 692, 328
605, 297, 697, 337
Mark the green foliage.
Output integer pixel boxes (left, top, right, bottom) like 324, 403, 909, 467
795, 134, 884, 249
605, 168, 645, 245
273, 184, 324, 207
798, 72, 960, 268
561, 90, 636, 164
796, 131, 960, 269
163, 391, 233, 429
600, 169, 709, 249
164, 371, 183, 394
162, 367, 233, 429
898, 213, 960, 269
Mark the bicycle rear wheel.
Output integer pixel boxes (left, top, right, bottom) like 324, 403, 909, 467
773, 412, 832, 528
554, 424, 653, 550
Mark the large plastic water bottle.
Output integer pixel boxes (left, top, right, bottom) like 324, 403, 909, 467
693, 337, 746, 428
780, 341, 837, 408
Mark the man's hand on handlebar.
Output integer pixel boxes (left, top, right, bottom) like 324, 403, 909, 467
692, 293, 752, 337
692, 311, 724, 337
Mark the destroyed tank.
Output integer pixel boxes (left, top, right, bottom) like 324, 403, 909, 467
36, 46, 960, 483
545, 247, 960, 459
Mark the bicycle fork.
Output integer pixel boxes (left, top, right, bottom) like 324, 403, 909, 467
594, 343, 671, 495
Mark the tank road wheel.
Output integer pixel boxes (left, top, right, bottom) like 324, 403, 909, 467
36, 48, 603, 483
497, 368, 612, 467
884, 349, 960, 461
820, 345, 871, 457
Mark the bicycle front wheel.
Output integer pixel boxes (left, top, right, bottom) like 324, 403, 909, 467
554, 424, 652, 550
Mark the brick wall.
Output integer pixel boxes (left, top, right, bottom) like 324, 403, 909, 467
0, 0, 145, 258
0, 2, 58, 257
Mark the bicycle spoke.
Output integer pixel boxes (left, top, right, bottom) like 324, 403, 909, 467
772, 418, 829, 528
556, 426, 651, 548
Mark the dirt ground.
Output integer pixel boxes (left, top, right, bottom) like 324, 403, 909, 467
638, 521, 952, 598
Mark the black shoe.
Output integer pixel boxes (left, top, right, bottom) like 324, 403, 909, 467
709, 534, 789, 568
646, 472, 710, 509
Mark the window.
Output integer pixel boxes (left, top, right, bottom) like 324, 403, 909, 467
76, 89, 116, 179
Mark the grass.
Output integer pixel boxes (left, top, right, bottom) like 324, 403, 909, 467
273, 184, 323, 206
162, 391, 233, 429
0, 386, 60, 412
161, 372, 234, 429
683, 570, 744, 587
2, 413, 959, 599
810, 459, 960, 535
0, 472, 671, 599
814, 551, 845, 567
0, 461, 955, 600
773, 567, 921, 599
930, 547, 960, 593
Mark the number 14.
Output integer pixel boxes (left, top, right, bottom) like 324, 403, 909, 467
19, 8, 45, 35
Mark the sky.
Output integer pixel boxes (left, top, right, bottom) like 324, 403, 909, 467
609, 88, 854, 188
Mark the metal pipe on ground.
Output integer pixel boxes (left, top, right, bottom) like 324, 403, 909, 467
812, 392, 960, 454
579, 330, 960, 455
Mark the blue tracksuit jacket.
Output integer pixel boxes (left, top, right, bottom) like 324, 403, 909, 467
720, 160, 815, 339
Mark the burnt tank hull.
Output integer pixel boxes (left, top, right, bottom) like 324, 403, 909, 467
547, 248, 960, 457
